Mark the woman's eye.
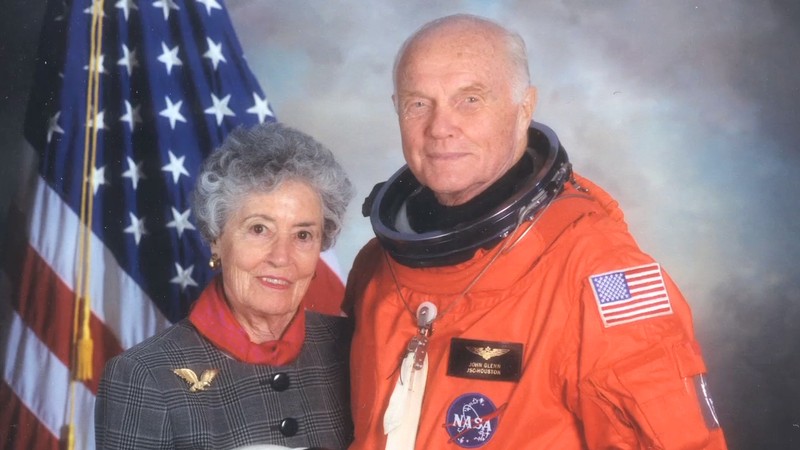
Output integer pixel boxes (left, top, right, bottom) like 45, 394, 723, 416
296, 230, 312, 241
252, 224, 265, 234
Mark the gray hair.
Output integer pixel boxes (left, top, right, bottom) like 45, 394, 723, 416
392, 14, 531, 102
192, 122, 354, 250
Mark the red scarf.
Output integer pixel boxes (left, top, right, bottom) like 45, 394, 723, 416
189, 276, 305, 365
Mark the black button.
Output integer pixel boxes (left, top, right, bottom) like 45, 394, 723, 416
270, 373, 290, 391
279, 417, 298, 437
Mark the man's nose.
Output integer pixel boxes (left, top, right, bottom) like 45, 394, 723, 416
427, 105, 457, 139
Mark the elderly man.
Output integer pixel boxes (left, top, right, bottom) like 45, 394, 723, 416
345, 13, 727, 450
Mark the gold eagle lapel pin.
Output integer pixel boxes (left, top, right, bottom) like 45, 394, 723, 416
467, 346, 511, 361
173, 368, 219, 392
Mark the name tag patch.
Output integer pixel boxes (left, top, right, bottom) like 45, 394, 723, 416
447, 338, 523, 382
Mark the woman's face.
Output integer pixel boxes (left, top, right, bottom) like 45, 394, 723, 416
212, 179, 323, 327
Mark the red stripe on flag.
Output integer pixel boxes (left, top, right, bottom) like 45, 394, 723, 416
4, 204, 124, 393
623, 264, 659, 279
600, 291, 670, 314
0, 381, 60, 450
605, 304, 673, 322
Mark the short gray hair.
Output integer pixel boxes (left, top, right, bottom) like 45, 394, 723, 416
392, 14, 531, 102
192, 122, 354, 250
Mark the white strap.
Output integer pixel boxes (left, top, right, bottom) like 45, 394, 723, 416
383, 353, 428, 450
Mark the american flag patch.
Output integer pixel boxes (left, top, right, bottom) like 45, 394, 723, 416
589, 263, 673, 327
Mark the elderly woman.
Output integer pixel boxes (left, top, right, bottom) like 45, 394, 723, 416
95, 123, 354, 449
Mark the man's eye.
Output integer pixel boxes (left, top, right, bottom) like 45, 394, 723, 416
405, 99, 430, 110
404, 101, 425, 113
402, 101, 429, 118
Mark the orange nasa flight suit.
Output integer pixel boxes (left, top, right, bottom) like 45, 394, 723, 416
346, 174, 727, 449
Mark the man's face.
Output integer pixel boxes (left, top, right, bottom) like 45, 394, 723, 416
393, 26, 535, 206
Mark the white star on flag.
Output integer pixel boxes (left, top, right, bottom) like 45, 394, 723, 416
157, 42, 183, 75
204, 93, 236, 125
162, 150, 190, 184
115, 0, 138, 21
88, 110, 107, 131
159, 96, 187, 129
246, 92, 273, 124
124, 212, 148, 245
196, 0, 222, 15
120, 100, 143, 131
203, 37, 226, 70
117, 44, 139, 76
153, 0, 180, 21
122, 157, 146, 190
84, 54, 106, 74
167, 207, 196, 238
91, 165, 108, 195
170, 263, 199, 291
46, 111, 64, 143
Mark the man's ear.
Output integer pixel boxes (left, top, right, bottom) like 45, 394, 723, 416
521, 86, 537, 123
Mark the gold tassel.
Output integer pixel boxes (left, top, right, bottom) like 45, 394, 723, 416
75, 336, 94, 381
74, 302, 93, 381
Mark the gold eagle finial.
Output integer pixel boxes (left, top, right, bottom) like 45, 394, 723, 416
467, 346, 511, 361
173, 368, 219, 392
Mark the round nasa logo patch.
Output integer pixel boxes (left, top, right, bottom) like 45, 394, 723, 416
444, 393, 501, 448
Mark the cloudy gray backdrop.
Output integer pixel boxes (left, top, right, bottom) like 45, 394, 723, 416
1, 1, 798, 449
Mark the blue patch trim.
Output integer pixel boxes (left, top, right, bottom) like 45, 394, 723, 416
444, 393, 502, 448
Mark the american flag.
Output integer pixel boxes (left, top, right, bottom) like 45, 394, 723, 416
589, 262, 673, 328
0, 1, 346, 449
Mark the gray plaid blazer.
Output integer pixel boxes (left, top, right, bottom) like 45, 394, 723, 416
95, 311, 353, 449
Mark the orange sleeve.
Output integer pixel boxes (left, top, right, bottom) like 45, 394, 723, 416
578, 342, 727, 449
570, 265, 728, 449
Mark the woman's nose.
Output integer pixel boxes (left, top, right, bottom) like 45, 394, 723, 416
266, 234, 291, 266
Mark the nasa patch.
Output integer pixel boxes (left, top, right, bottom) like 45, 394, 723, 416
444, 393, 505, 448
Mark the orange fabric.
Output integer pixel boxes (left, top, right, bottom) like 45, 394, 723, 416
346, 174, 727, 449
